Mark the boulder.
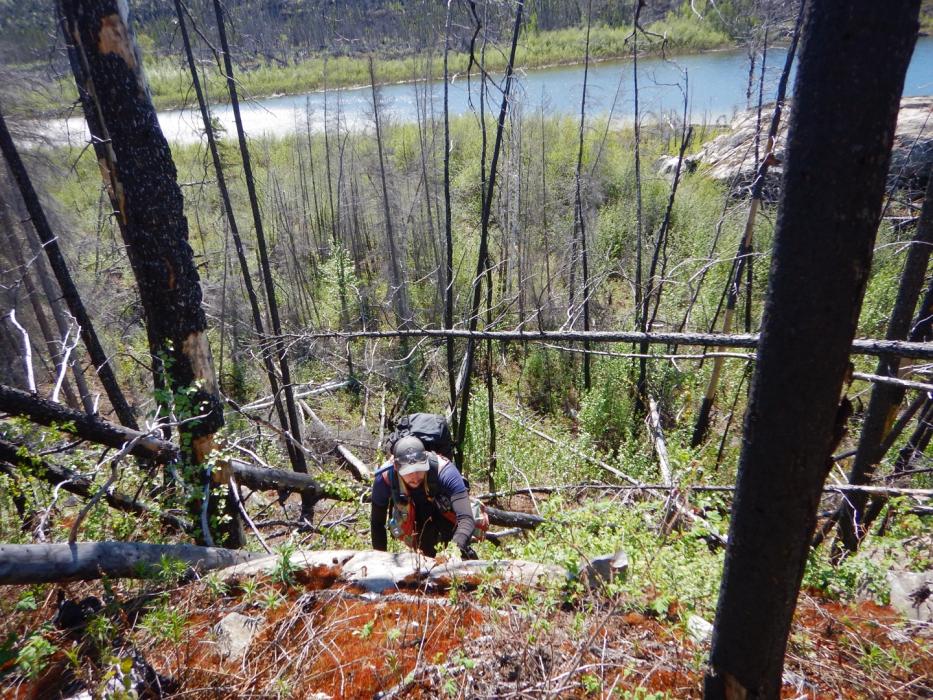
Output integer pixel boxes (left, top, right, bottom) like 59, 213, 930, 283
580, 550, 630, 590
886, 570, 933, 623
686, 614, 714, 644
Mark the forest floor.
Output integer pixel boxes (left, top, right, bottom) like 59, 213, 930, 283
1, 550, 930, 699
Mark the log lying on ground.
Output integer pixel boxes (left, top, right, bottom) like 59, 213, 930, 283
485, 505, 544, 529
0, 542, 261, 585
0, 439, 191, 533
0, 384, 351, 502
299, 401, 372, 481
225, 458, 356, 501
0, 383, 177, 462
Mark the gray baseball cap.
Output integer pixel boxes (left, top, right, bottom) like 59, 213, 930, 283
393, 435, 429, 476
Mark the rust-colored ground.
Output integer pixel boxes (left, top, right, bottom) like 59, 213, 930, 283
0, 574, 930, 698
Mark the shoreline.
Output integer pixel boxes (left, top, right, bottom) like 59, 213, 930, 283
146, 41, 745, 113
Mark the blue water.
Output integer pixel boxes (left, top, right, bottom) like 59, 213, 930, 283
49, 36, 933, 144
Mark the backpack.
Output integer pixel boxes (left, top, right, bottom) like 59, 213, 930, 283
386, 413, 454, 458
379, 455, 489, 545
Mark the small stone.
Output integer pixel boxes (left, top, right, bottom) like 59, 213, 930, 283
686, 614, 714, 645
213, 612, 260, 660
581, 550, 629, 589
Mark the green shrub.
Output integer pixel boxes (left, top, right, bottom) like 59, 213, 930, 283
520, 347, 577, 416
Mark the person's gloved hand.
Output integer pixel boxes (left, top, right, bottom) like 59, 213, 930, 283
459, 544, 478, 560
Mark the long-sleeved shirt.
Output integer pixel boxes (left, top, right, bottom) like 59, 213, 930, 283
370, 455, 475, 552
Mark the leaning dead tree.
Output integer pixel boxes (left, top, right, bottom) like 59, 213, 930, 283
58, 0, 241, 545
0, 381, 350, 501
0, 107, 136, 428
705, 2, 921, 698
833, 165, 933, 555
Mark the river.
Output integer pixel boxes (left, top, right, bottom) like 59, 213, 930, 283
47, 36, 933, 146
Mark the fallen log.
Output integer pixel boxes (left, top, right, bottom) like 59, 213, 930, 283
484, 505, 544, 530
0, 439, 191, 533
0, 384, 351, 502
0, 383, 177, 462
0, 542, 260, 585
225, 458, 356, 502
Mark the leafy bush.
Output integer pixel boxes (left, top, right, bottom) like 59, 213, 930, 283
578, 357, 635, 454
520, 347, 577, 416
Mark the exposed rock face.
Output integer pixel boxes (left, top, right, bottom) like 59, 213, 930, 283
659, 96, 933, 199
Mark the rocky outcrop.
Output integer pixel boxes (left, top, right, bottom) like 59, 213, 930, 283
659, 96, 933, 198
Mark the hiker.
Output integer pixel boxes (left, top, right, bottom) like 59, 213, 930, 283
370, 435, 478, 560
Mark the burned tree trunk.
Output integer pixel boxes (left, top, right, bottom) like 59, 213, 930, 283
705, 2, 920, 698
0, 542, 258, 585
58, 0, 241, 546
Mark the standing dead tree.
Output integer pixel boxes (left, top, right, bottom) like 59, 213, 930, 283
835, 166, 933, 550
0, 196, 80, 410
58, 0, 242, 546
211, 0, 315, 521
690, 0, 806, 447
705, 2, 920, 697
570, 0, 594, 390
173, 0, 309, 515
455, 0, 524, 458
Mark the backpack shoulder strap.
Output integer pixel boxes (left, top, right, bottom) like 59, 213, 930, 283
425, 453, 441, 498
376, 463, 404, 504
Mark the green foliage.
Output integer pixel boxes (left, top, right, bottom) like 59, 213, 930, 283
803, 548, 890, 603
578, 358, 635, 453
506, 496, 725, 617
520, 347, 577, 416
271, 540, 300, 588
15, 629, 56, 679
138, 598, 187, 644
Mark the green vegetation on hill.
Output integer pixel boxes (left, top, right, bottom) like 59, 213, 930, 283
75, 16, 730, 111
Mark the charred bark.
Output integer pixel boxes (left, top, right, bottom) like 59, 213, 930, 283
835, 165, 933, 554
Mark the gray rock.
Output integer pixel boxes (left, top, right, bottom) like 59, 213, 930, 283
213, 612, 261, 660
686, 614, 714, 645
667, 96, 933, 197
886, 570, 933, 623
580, 551, 629, 589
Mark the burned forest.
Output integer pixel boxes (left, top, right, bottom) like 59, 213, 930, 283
0, 0, 931, 698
